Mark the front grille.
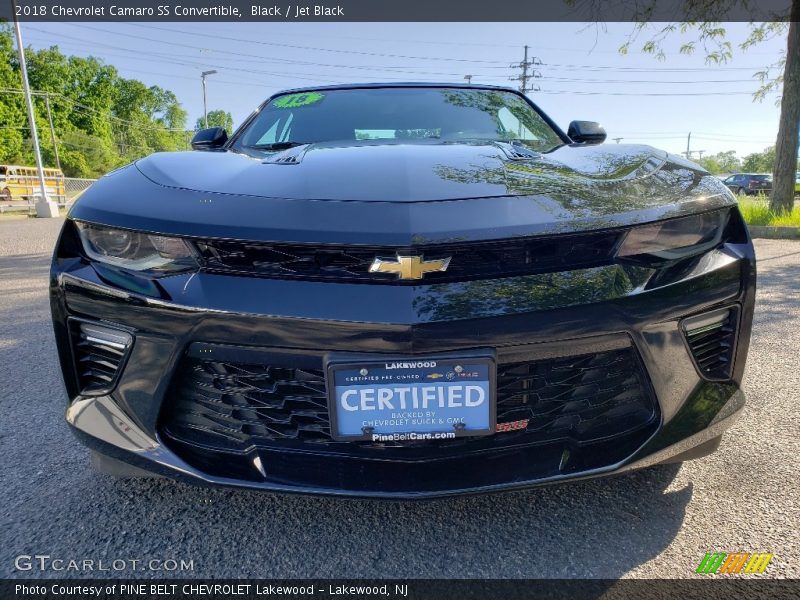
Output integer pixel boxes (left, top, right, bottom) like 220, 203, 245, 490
69, 320, 133, 394
161, 347, 657, 455
193, 231, 622, 284
683, 306, 739, 380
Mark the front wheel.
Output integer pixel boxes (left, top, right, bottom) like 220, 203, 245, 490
0, 188, 11, 202
736, 187, 747, 197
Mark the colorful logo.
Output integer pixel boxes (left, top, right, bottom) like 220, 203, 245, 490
696, 552, 773, 574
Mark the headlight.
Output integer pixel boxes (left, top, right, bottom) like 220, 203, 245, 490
76, 222, 197, 273
616, 211, 727, 261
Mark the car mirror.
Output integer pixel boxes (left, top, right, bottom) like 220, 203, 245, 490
191, 127, 228, 151
567, 120, 607, 145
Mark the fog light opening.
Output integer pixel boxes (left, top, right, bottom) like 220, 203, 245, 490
80, 323, 133, 351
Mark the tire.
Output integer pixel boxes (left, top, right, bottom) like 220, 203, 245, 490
0, 188, 11, 202
736, 187, 747, 197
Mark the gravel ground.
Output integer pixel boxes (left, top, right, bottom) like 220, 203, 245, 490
0, 217, 797, 579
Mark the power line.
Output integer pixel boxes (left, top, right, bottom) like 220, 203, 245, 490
76, 23, 513, 64
27, 31, 762, 92
539, 90, 756, 96
25, 29, 518, 80
123, 24, 776, 72
0, 88, 191, 132
27, 27, 770, 88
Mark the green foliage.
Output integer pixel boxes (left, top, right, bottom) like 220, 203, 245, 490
696, 150, 740, 174
617, 18, 789, 103
0, 24, 190, 177
195, 110, 234, 132
738, 197, 800, 227
741, 146, 777, 173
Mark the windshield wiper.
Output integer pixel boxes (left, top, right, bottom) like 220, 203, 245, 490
246, 141, 309, 151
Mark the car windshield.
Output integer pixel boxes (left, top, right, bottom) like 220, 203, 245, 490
234, 87, 564, 154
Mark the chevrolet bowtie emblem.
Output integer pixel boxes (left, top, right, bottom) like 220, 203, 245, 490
369, 255, 451, 280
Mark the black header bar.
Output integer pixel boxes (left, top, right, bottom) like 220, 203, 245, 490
0, 0, 793, 22
3, 579, 800, 600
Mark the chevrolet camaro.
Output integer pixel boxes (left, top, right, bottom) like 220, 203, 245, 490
50, 84, 756, 497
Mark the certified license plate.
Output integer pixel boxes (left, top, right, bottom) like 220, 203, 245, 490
326, 352, 496, 442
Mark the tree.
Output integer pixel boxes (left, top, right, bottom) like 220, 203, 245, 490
772, 13, 799, 211
196, 110, 233, 132
697, 150, 740, 174
741, 146, 776, 173
612, 0, 799, 213
0, 26, 28, 165
0, 26, 189, 177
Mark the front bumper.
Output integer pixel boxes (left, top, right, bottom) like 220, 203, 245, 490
51, 223, 756, 498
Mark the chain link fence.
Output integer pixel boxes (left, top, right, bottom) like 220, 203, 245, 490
0, 175, 97, 214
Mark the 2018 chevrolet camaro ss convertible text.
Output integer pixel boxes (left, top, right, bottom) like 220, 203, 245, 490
50, 84, 756, 498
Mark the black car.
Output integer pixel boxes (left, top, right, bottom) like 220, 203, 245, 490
50, 84, 756, 498
722, 173, 772, 196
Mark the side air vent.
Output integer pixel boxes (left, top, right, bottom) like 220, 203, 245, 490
682, 307, 738, 381
69, 320, 133, 394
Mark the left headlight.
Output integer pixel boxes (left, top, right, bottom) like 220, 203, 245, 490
76, 222, 198, 273
616, 210, 727, 261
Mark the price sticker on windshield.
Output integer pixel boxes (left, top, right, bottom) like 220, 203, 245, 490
273, 92, 325, 109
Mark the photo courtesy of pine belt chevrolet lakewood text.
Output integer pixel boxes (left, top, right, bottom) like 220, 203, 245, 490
50, 84, 756, 497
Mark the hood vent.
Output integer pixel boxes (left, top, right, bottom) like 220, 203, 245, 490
261, 143, 311, 165
70, 320, 133, 394
496, 141, 541, 161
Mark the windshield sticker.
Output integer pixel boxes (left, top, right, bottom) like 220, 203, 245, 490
273, 92, 324, 109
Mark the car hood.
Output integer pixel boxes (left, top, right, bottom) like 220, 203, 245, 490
135, 140, 705, 202
71, 141, 735, 245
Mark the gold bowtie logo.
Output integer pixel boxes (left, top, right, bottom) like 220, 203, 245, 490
369, 255, 451, 280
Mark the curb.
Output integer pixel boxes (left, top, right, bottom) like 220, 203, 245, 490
747, 225, 800, 240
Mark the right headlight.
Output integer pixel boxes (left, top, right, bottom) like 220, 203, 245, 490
76, 222, 198, 273
616, 210, 727, 261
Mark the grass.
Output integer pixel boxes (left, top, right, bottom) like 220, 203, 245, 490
737, 197, 800, 227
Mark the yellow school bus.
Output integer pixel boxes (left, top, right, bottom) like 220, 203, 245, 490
0, 165, 65, 202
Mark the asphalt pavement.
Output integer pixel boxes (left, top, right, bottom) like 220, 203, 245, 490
1, 217, 798, 579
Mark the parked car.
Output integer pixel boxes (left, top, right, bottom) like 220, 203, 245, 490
51, 83, 756, 497
722, 173, 772, 196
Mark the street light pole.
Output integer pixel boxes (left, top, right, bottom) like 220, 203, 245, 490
12, 1, 57, 218
201, 70, 217, 129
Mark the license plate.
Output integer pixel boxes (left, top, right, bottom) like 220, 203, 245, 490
326, 352, 496, 442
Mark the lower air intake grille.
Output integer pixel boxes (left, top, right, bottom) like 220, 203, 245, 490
683, 306, 739, 380
69, 320, 133, 394
160, 346, 657, 454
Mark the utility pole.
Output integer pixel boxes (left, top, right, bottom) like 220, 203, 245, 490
201, 70, 217, 129
612, 137, 623, 144
685, 132, 692, 159
12, 1, 57, 218
44, 93, 61, 171
510, 46, 542, 94
464, 75, 473, 84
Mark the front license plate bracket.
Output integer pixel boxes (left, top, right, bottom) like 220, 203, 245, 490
325, 350, 496, 442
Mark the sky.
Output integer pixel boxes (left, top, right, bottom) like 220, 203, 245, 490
19, 21, 787, 159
